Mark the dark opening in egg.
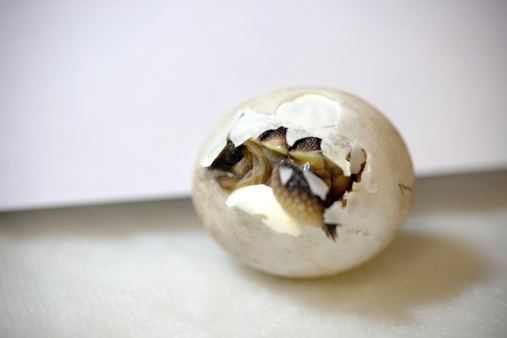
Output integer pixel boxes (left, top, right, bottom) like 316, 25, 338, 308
207, 126, 367, 240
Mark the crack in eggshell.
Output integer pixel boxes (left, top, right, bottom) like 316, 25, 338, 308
275, 94, 342, 146
353, 160, 377, 194
194, 87, 415, 278
320, 135, 353, 176
202, 93, 374, 237
200, 111, 244, 167
201, 94, 357, 176
229, 109, 281, 147
323, 158, 376, 225
350, 141, 366, 175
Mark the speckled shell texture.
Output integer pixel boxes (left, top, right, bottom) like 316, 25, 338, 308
193, 87, 414, 278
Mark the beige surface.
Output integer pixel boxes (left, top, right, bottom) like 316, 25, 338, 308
1, 171, 507, 337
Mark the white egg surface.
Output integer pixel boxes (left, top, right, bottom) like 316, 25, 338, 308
193, 87, 414, 278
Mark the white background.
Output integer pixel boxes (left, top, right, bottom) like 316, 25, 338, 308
1, 0, 506, 211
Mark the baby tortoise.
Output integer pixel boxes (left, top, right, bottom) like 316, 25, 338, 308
208, 127, 366, 240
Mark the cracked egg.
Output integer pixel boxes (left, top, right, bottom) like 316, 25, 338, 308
193, 87, 414, 278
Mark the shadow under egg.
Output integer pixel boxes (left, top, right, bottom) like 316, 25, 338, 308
232, 230, 490, 323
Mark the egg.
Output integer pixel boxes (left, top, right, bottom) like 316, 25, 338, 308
192, 87, 414, 278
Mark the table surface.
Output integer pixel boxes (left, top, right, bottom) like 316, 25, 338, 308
1, 171, 507, 337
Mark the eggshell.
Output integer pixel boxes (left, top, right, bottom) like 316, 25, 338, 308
192, 87, 414, 278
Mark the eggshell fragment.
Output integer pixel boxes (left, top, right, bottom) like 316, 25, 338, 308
192, 87, 414, 278
302, 170, 329, 200
226, 185, 304, 236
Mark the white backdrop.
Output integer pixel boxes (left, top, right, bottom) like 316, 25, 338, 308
1, 0, 506, 211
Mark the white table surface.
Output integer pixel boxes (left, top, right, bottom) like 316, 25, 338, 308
1, 171, 506, 337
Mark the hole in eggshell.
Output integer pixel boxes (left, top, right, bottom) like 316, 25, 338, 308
333, 150, 377, 212
201, 94, 377, 239
207, 128, 369, 239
